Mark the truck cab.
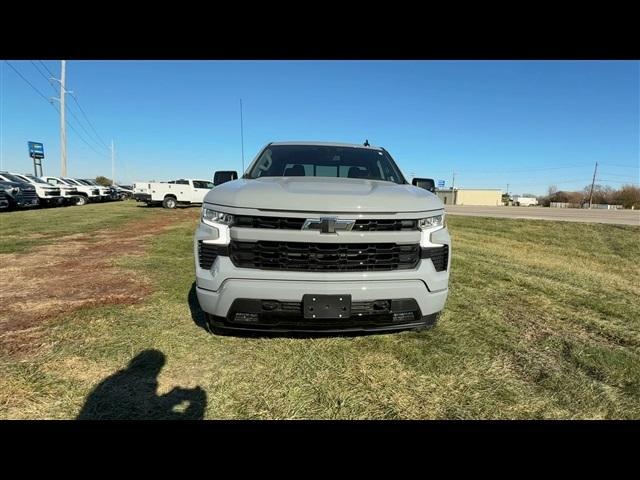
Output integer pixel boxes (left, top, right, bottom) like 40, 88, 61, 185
133, 178, 214, 208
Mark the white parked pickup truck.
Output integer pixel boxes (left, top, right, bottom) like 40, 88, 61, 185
45, 177, 102, 205
133, 178, 214, 208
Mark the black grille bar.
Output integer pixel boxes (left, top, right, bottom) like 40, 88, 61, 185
198, 241, 228, 269
421, 244, 449, 272
234, 215, 306, 230
21, 189, 38, 200
233, 215, 418, 231
230, 241, 420, 272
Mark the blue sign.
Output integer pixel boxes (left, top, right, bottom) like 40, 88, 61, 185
28, 141, 45, 159
437, 179, 445, 188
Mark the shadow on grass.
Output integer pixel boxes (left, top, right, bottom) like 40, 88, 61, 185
77, 349, 207, 420
187, 282, 419, 339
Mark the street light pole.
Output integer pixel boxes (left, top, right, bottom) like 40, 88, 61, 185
111, 140, 115, 185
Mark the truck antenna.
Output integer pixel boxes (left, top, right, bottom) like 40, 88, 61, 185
240, 98, 245, 173
363, 139, 370, 147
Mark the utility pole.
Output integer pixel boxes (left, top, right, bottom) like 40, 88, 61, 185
59, 61, 67, 177
50, 61, 69, 176
451, 171, 456, 205
111, 140, 115, 185
240, 98, 245, 173
588, 161, 598, 209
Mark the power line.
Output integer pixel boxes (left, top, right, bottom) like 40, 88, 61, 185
599, 163, 639, 169
69, 92, 109, 150
49, 101, 109, 158
506, 179, 591, 188
30, 60, 57, 94
38, 60, 55, 78
598, 172, 640, 179
5, 60, 108, 160
457, 163, 591, 175
66, 102, 109, 152
4, 60, 52, 104
598, 179, 640, 185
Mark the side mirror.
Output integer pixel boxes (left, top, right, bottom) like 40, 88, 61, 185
412, 177, 436, 193
213, 170, 238, 186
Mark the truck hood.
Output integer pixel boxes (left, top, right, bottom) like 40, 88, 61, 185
0, 181, 34, 191
204, 177, 443, 213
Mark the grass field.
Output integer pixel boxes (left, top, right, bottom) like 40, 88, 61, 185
1, 202, 639, 419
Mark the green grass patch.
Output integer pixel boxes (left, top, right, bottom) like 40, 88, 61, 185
0, 201, 158, 254
1, 206, 638, 419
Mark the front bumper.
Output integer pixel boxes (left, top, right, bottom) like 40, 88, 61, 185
134, 193, 152, 202
196, 280, 447, 332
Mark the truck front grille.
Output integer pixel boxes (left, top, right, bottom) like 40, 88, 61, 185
230, 241, 420, 272
198, 241, 227, 269
45, 189, 61, 196
233, 215, 418, 231
21, 189, 38, 200
421, 244, 449, 272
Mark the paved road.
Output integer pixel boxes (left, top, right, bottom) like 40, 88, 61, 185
445, 205, 640, 226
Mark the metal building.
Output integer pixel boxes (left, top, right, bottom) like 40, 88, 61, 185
436, 188, 502, 206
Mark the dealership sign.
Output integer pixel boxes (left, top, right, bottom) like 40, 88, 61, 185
28, 141, 45, 159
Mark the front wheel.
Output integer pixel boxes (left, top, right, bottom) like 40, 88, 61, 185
163, 196, 177, 209
75, 195, 88, 206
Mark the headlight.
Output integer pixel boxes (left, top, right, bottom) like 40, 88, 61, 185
202, 208, 234, 227
418, 213, 445, 230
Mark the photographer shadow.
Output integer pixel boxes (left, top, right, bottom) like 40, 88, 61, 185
77, 349, 206, 420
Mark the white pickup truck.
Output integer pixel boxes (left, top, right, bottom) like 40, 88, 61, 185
133, 178, 214, 208
43, 176, 101, 205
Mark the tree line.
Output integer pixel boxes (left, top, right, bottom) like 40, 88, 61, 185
537, 184, 640, 209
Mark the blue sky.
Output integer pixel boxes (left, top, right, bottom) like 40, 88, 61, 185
1, 60, 638, 195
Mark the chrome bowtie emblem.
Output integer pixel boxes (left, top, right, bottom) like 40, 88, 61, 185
302, 217, 355, 234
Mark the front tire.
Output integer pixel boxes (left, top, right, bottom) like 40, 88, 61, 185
163, 196, 177, 209
75, 195, 88, 206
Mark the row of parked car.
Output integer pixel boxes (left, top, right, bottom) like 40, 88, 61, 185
0, 171, 134, 211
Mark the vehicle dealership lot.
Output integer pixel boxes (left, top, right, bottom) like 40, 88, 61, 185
445, 205, 640, 226
1, 202, 638, 419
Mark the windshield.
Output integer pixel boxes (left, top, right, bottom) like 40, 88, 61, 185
63, 178, 80, 185
193, 180, 214, 189
1, 173, 28, 183
246, 145, 407, 184
77, 180, 93, 186
26, 175, 49, 184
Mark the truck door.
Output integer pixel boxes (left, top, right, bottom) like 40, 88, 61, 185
191, 180, 214, 203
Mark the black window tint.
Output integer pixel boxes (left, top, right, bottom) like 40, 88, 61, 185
247, 145, 405, 184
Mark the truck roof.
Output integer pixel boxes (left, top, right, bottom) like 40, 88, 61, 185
269, 141, 383, 150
